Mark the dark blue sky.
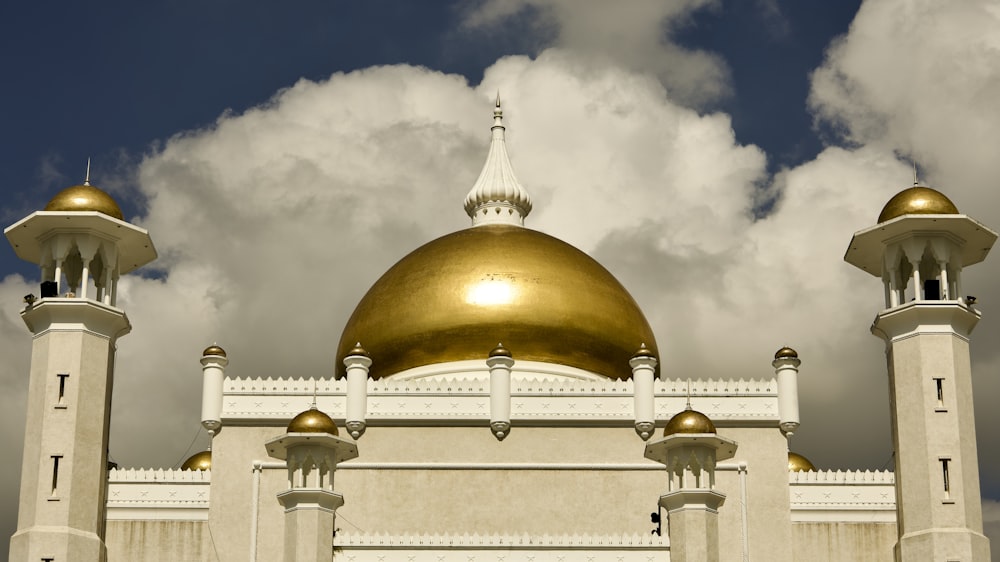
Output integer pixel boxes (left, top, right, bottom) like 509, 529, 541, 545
0, 1, 860, 277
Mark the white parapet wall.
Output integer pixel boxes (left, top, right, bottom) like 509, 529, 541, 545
789, 469, 896, 522
333, 532, 669, 561
221, 373, 781, 426
106, 467, 211, 521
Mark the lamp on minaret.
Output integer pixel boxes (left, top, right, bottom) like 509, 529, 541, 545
772, 346, 800, 438
644, 406, 737, 562
463, 94, 532, 227
343, 343, 372, 439
844, 183, 995, 561
630, 343, 657, 440
265, 406, 358, 562
5, 169, 156, 562
487, 343, 514, 441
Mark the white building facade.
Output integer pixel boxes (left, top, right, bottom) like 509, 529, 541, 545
6, 103, 994, 561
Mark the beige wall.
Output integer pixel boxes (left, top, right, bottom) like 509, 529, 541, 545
792, 522, 897, 562
106, 521, 209, 561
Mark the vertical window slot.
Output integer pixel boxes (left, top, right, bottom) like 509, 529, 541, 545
51, 455, 62, 496
934, 378, 945, 409
56, 374, 69, 406
940, 458, 951, 499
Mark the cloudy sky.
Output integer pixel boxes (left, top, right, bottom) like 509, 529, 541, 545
2, 0, 999, 555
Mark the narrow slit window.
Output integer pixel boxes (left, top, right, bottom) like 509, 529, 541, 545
51, 455, 62, 496
941, 458, 951, 498
57, 374, 69, 405
934, 378, 944, 408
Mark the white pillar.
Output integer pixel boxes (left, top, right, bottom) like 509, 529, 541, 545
773, 346, 801, 437
630, 344, 657, 440
343, 344, 372, 440
200, 345, 228, 437
487, 343, 514, 441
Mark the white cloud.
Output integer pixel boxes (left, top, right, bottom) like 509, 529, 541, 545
460, 0, 731, 107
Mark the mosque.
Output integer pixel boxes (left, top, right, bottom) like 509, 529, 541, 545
4, 99, 995, 561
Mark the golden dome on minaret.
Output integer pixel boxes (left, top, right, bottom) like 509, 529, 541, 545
788, 451, 816, 472
338, 101, 657, 380
663, 408, 717, 436
287, 407, 339, 435
877, 186, 958, 223
44, 164, 125, 221
180, 450, 212, 471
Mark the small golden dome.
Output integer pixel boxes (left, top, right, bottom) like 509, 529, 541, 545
202, 344, 227, 358
180, 450, 212, 471
632, 343, 656, 360
663, 408, 716, 436
489, 343, 512, 358
346, 342, 369, 358
788, 452, 816, 472
287, 407, 339, 435
44, 184, 124, 220
878, 186, 959, 223
774, 346, 798, 360
338, 225, 658, 380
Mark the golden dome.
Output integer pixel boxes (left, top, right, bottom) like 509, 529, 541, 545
287, 407, 339, 435
337, 224, 657, 380
788, 452, 816, 472
878, 186, 959, 223
44, 184, 124, 220
774, 346, 798, 360
663, 409, 716, 436
180, 450, 212, 471
202, 344, 227, 358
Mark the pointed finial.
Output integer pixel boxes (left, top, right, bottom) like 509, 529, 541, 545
465, 96, 532, 226
685, 379, 693, 410
912, 160, 919, 186
310, 380, 318, 409
84, 158, 92, 186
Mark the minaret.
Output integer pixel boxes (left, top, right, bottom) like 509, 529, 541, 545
644, 406, 737, 562
5, 176, 156, 562
464, 94, 532, 226
265, 406, 358, 562
845, 184, 994, 561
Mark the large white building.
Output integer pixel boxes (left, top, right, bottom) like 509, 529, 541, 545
5, 101, 995, 561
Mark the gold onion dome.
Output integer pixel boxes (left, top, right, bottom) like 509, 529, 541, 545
788, 452, 816, 472
663, 408, 717, 436
774, 346, 798, 360
180, 450, 212, 471
877, 186, 959, 223
337, 225, 658, 380
202, 344, 227, 358
44, 183, 124, 221
287, 407, 339, 435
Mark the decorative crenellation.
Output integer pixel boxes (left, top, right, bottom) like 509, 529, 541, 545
789, 469, 895, 484
221, 376, 780, 425
335, 531, 668, 548
106, 467, 210, 521
789, 469, 896, 523
108, 467, 212, 482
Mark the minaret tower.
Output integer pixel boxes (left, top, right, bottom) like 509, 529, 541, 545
845, 184, 994, 561
5, 174, 156, 562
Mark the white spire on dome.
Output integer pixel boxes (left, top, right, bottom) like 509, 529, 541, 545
464, 93, 532, 226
